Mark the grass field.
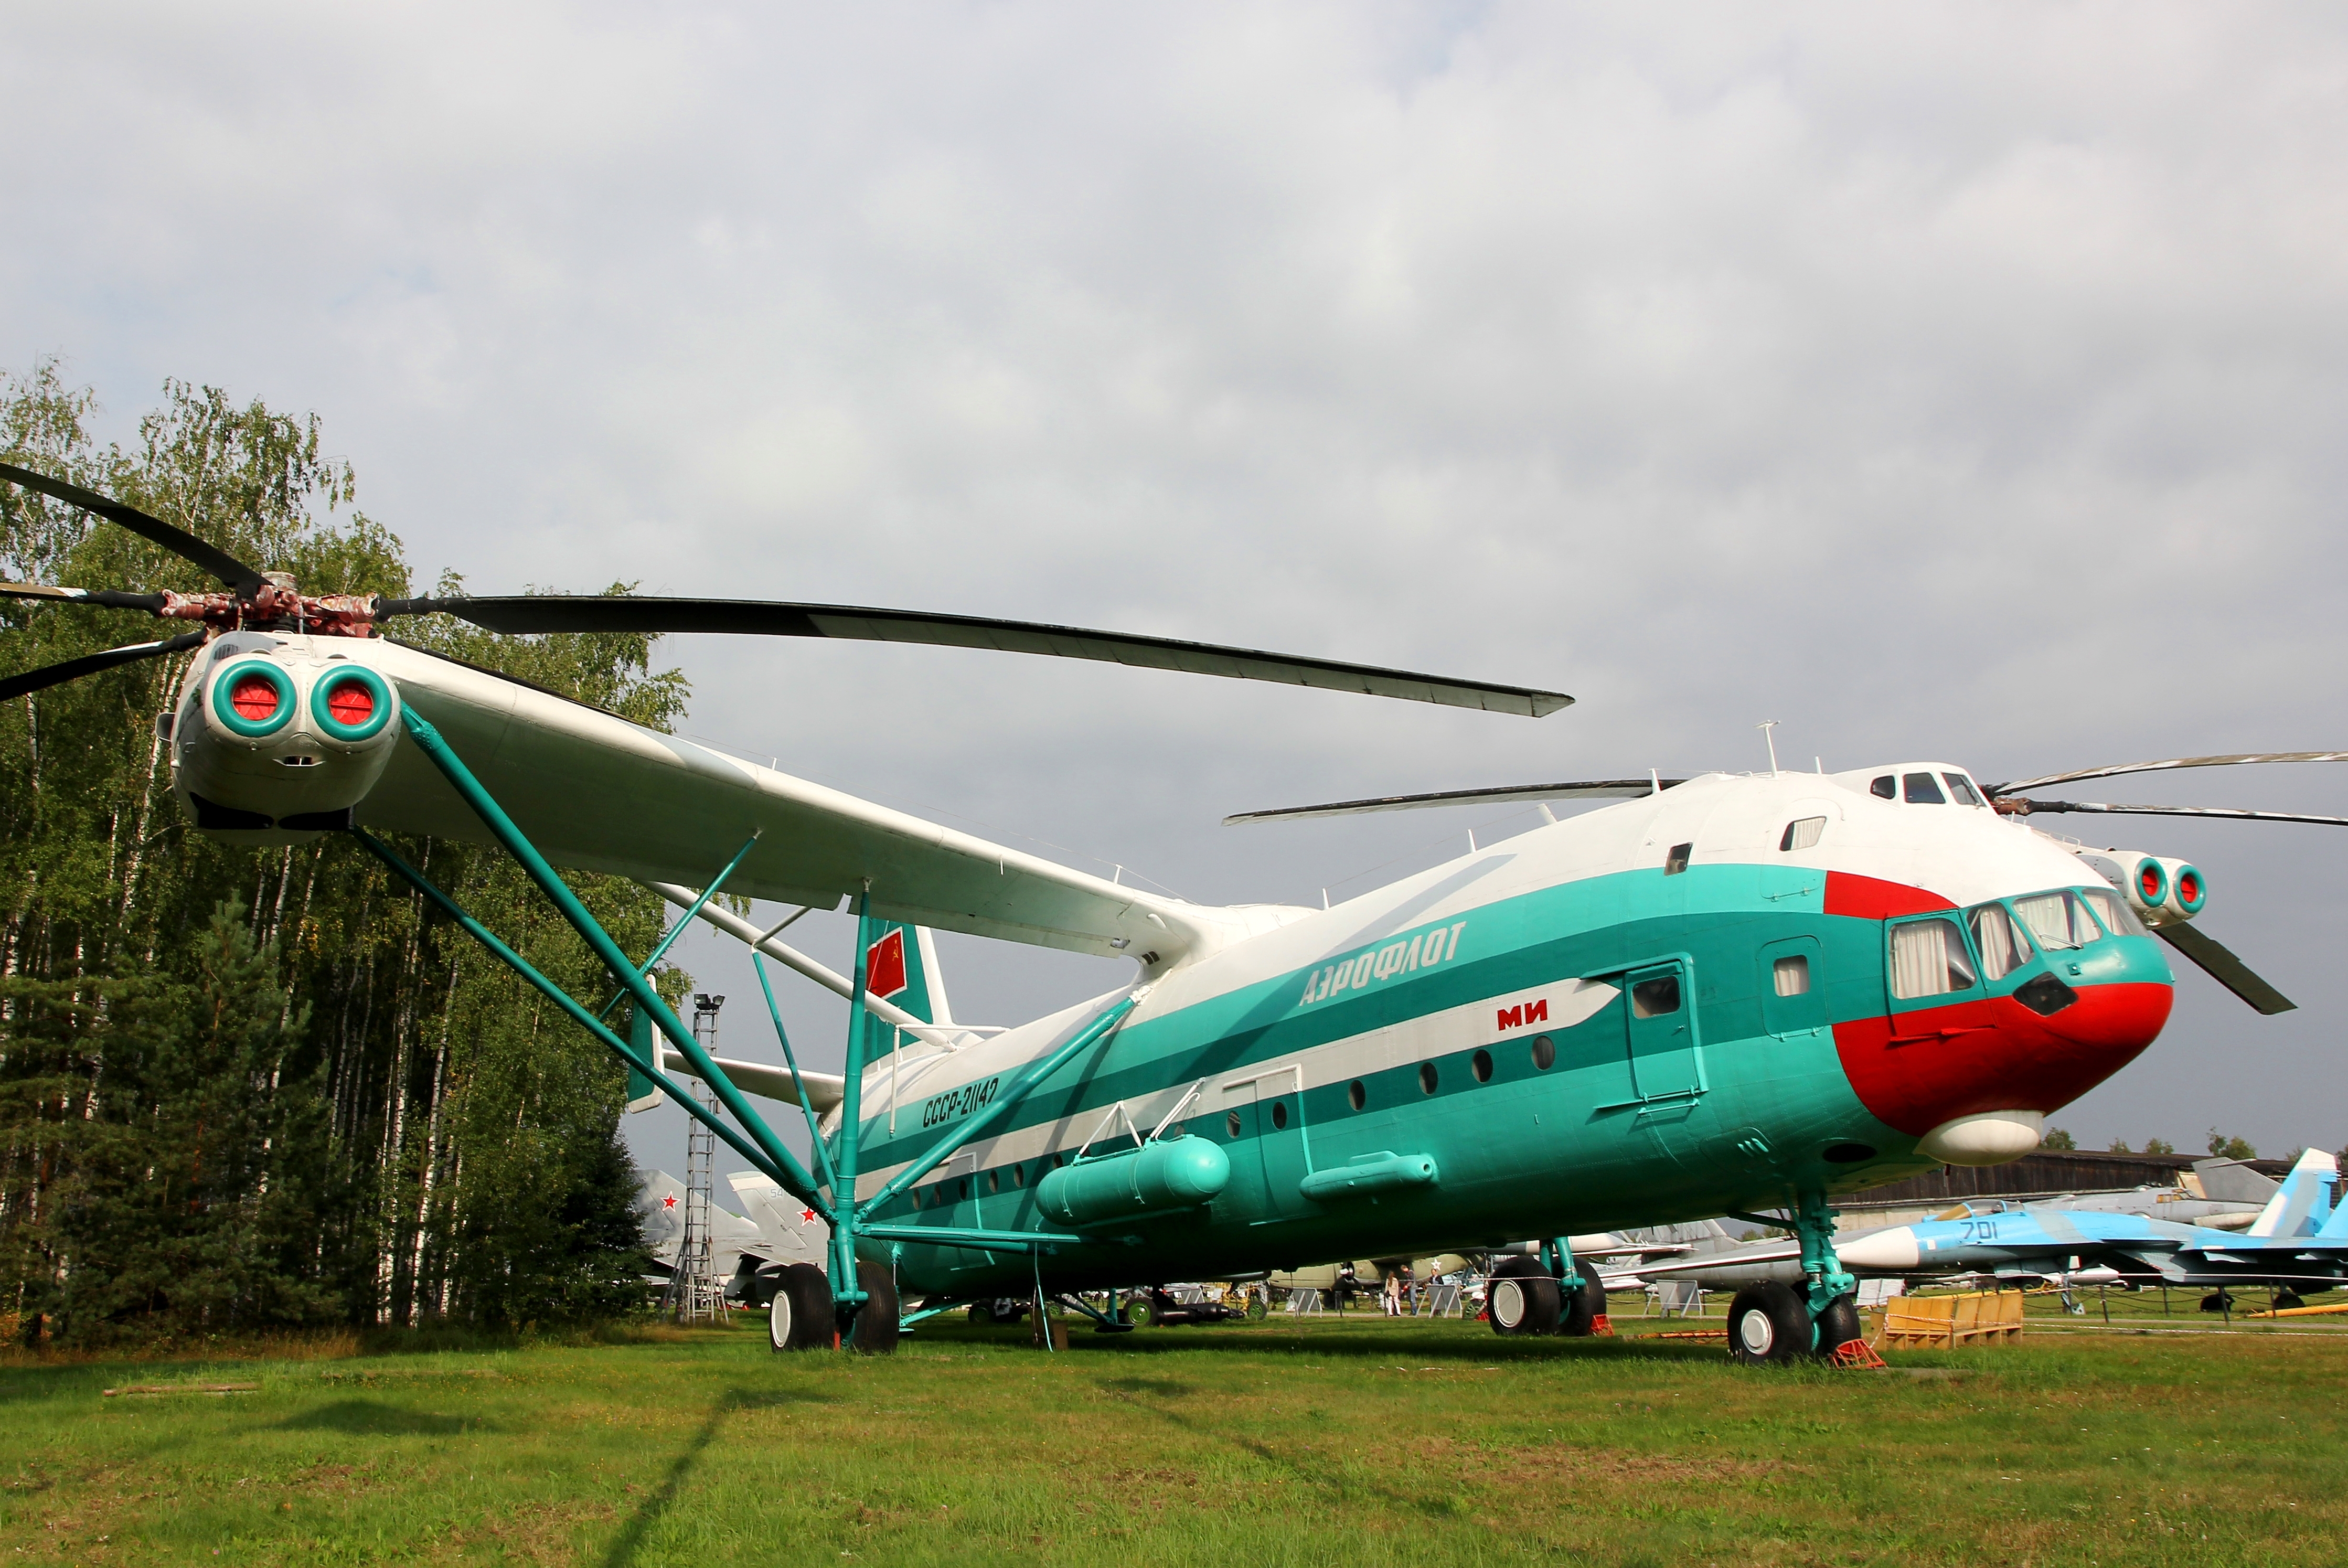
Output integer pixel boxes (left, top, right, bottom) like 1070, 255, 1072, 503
5, 1293, 2343, 1567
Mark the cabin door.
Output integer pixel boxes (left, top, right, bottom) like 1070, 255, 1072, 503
1625, 959, 1704, 1101
1221, 1064, 1310, 1221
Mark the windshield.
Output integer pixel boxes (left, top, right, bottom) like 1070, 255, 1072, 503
2078, 886, 2148, 937
2012, 889, 2102, 950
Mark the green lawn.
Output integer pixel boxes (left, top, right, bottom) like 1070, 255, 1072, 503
5, 1299, 2342, 1566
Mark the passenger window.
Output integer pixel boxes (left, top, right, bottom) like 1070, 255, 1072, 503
1347, 1080, 1365, 1111
1779, 816, 1826, 851
2079, 886, 2147, 937
1530, 1034, 1555, 1070
1903, 772, 1946, 804
1663, 841, 1693, 875
1943, 773, 1985, 807
1871, 775, 1896, 799
987, 1168, 1000, 1193
1772, 955, 1810, 996
1889, 918, 1978, 999
1631, 975, 1682, 1018
2013, 890, 2100, 950
1226, 1110, 1242, 1137
1968, 903, 2033, 980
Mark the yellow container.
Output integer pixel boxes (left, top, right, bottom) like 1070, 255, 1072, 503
1882, 1290, 2025, 1349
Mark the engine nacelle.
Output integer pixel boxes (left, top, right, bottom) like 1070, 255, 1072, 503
2076, 848, 2206, 927
168, 632, 402, 846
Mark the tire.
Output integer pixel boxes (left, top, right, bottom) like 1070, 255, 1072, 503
1727, 1281, 1812, 1366
1122, 1297, 1151, 1328
967, 1303, 996, 1325
769, 1262, 833, 1351
1244, 1293, 1267, 1323
1487, 1258, 1563, 1336
1557, 1275, 1608, 1337
844, 1261, 901, 1355
1145, 1293, 1172, 1328
1812, 1293, 1864, 1358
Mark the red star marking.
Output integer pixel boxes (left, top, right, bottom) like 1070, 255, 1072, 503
663, 1195, 677, 1209
800, 1209, 817, 1224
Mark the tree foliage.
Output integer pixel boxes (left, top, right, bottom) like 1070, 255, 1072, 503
2, 362, 680, 1343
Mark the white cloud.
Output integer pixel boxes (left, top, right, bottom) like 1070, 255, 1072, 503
5, 0, 2343, 1155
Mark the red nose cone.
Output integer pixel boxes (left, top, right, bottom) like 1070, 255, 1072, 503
229, 673, 280, 721
1835, 983, 2174, 1137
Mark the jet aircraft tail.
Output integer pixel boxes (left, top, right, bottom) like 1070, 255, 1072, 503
2248, 1147, 2339, 1239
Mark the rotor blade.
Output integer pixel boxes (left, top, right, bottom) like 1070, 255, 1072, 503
2010, 799, 2348, 827
375, 595, 1573, 718
0, 628, 206, 702
1988, 752, 2348, 796
1224, 778, 1685, 825
1, 582, 170, 613
2156, 922, 2297, 1015
0, 462, 264, 595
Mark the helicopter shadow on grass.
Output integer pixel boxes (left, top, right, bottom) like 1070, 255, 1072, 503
274, 1399, 485, 1436
1043, 1323, 1716, 1367
601, 1385, 838, 1568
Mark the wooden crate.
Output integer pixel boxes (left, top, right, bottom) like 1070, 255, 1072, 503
1882, 1290, 2024, 1349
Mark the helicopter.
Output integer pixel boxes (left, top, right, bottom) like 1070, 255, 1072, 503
5, 458, 2339, 1365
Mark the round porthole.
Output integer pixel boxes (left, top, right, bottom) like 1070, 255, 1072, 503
1270, 1101, 1289, 1130
1530, 1034, 1556, 1071
1347, 1080, 1365, 1111
1418, 1061, 1438, 1095
1227, 1111, 1242, 1137
987, 1169, 1000, 1193
1011, 1164, 1024, 1188
1471, 1049, 1493, 1084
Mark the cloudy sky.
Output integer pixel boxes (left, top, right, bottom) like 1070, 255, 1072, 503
8, 2, 2345, 1168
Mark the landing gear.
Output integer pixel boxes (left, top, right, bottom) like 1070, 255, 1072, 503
1727, 1282, 1810, 1364
1557, 1274, 1609, 1337
2274, 1289, 2307, 1312
1487, 1255, 1562, 1336
842, 1261, 901, 1355
1813, 1292, 1864, 1357
768, 1262, 833, 1351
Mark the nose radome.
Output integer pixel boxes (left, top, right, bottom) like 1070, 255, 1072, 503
1835, 1226, 1921, 1271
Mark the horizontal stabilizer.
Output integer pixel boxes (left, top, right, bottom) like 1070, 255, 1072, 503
659, 1046, 844, 1113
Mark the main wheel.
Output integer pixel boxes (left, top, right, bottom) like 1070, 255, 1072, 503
1557, 1274, 1608, 1336
1244, 1292, 1267, 1323
768, 1262, 833, 1351
1727, 1282, 1812, 1366
1122, 1297, 1151, 1327
1812, 1293, 1863, 1359
1487, 1258, 1562, 1336
844, 1261, 902, 1355
967, 1302, 996, 1325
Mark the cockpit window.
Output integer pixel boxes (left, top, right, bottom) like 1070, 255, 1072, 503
1968, 902, 2033, 980
2013, 889, 2101, 950
1943, 773, 1985, 807
1870, 775, 1896, 799
1890, 918, 1978, 999
2079, 886, 2147, 937
1903, 772, 1946, 804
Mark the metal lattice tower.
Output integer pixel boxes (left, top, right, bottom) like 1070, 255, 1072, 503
674, 993, 726, 1324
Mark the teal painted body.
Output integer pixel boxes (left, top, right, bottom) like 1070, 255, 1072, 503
851, 863, 1921, 1293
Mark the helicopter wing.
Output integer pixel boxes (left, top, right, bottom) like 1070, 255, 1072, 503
353, 638, 1253, 963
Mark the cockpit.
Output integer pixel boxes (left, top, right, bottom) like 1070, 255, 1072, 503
1867, 767, 1988, 807
1887, 884, 2149, 1006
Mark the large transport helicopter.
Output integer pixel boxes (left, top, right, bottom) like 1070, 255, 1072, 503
5, 460, 2340, 1365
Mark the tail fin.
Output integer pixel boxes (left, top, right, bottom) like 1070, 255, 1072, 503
860, 920, 953, 1029
2248, 1147, 2338, 1238
624, 1003, 664, 1113
727, 1171, 829, 1264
